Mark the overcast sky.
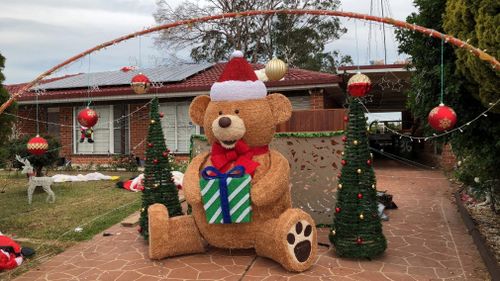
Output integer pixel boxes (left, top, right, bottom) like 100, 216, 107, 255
0, 0, 417, 84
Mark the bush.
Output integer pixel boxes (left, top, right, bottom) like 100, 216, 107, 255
8, 135, 61, 176
111, 154, 139, 172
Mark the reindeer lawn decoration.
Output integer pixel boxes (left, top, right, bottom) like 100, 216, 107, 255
16, 155, 55, 204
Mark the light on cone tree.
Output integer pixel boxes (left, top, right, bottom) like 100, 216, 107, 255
139, 97, 183, 240
265, 58, 288, 81
427, 103, 457, 131
330, 98, 387, 258
131, 73, 151, 94
347, 73, 371, 97
77, 107, 98, 127
27, 135, 48, 156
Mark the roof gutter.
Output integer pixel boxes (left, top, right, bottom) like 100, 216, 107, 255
17, 83, 339, 105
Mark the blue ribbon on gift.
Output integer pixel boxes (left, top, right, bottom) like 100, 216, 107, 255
201, 165, 245, 224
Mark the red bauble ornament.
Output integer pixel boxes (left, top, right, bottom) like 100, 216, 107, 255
131, 73, 151, 94
342, 135, 347, 142
335, 207, 341, 213
159, 112, 164, 118
367, 159, 372, 165
356, 237, 363, 245
147, 143, 154, 148
343, 116, 349, 122
337, 173, 342, 179
153, 159, 159, 165
427, 103, 457, 131
27, 135, 48, 155
77, 107, 98, 127
347, 73, 372, 97
341, 159, 347, 166
357, 193, 363, 199
162, 151, 169, 158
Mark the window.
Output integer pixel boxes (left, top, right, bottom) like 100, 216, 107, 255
288, 96, 311, 110
46, 107, 60, 137
73, 105, 129, 154
160, 101, 199, 153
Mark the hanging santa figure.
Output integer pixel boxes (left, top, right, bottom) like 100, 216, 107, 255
79, 126, 94, 143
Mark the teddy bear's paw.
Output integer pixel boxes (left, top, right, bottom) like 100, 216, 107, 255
286, 220, 313, 263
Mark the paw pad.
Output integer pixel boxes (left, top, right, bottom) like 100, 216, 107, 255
287, 220, 313, 263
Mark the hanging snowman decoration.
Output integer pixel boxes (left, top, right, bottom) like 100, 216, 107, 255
77, 107, 98, 143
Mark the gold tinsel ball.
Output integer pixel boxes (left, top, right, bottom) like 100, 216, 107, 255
357, 169, 362, 174
341, 151, 345, 156
331, 229, 336, 235
265, 58, 288, 81
141, 208, 145, 212
359, 213, 364, 219
372, 184, 376, 189
150, 119, 155, 124
353, 140, 359, 145
338, 183, 342, 189
154, 183, 159, 188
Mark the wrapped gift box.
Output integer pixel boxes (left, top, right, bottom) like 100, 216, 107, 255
200, 166, 252, 224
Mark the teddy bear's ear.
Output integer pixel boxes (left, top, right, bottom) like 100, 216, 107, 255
266, 93, 292, 125
189, 95, 211, 126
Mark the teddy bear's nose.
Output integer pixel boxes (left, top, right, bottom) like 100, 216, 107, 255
218, 117, 232, 128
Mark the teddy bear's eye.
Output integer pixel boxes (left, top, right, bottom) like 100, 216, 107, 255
218, 111, 223, 115
234, 109, 239, 114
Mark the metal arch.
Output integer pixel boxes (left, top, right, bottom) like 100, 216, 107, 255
1, 9, 499, 114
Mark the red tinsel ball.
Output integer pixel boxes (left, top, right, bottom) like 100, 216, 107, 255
342, 135, 347, 142
427, 103, 457, 131
341, 159, 347, 166
356, 237, 363, 245
335, 207, 341, 213
347, 73, 372, 97
148, 143, 154, 148
162, 151, 169, 158
159, 112, 164, 118
367, 159, 372, 165
343, 116, 349, 122
27, 135, 48, 155
357, 193, 363, 199
153, 159, 159, 165
77, 108, 98, 127
131, 73, 151, 94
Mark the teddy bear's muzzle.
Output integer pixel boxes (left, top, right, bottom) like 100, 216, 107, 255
212, 115, 246, 149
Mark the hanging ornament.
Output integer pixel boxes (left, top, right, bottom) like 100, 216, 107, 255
148, 143, 154, 148
265, 58, 288, 81
337, 173, 342, 179
353, 140, 359, 145
150, 119, 156, 124
357, 193, 363, 199
77, 107, 98, 127
427, 103, 457, 131
27, 135, 48, 155
372, 184, 376, 189
153, 159, 159, 165
357, 168, 362, 174
356, 237, 363, 245
331, 229, 336, 236
337, 183, 343, 189
367, 159, 372, 165
341, 159, 347, 166
131, 73, 151, 94
359, 213, 364, 219
162, 151, 169, 158
159, 112, 165, 118
343, 116, 349, 122
347, 73, 372, 97
335, 207, 341, 213
342, 136, 347, 142
341, 151, 345, 156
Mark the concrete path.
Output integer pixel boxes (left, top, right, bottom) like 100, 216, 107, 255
13, 160, 489, 281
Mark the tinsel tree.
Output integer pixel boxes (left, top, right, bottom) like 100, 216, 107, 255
139, 97, 183, 240
329, 97, 387, 258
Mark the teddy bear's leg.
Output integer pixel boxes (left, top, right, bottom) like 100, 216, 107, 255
148, 203, 205, 259
255, 208, 317, 272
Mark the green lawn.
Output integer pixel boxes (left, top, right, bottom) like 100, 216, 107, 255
0, 170, 141, 280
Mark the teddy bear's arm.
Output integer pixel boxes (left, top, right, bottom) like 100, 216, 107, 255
250, 150, 290, 206
183, 152, 210, 204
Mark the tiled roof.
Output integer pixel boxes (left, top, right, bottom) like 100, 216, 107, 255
337, 64, 409, 71
9, 63, 341, 102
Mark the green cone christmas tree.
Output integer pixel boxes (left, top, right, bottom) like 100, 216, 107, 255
330, 73, 386, 258
139, 97, 183, 240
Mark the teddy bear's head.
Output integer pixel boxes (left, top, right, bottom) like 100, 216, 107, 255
189, 94, 291, 148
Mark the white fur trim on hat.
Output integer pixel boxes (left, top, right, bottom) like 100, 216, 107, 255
230, 50, 244, 59
210, 80, 267, 101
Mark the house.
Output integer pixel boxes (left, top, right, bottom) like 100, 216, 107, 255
7, 63, 349, 165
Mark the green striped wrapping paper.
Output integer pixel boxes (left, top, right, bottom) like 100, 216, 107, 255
200, 174, 252, 224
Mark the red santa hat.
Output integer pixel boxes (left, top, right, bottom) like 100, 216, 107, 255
210, 50, 267, 101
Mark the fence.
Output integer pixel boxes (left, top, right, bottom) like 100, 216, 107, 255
277, 109, 347, 132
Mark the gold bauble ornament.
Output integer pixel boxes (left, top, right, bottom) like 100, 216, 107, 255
359, 213, 364, 219
331, 229, 336, 235
372, 184, 376, 189
151, 119, 155, 124
141, 208, 145, 212
357, 169, 362, 174
353, 140, 359, 145
341, 151, 345, 156
265, 58, 288, 81
338, 183, 342, 189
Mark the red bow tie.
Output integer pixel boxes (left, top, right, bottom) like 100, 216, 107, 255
210, 140, 269, 176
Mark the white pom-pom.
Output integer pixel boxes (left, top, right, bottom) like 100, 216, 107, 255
230, 50, 244, 59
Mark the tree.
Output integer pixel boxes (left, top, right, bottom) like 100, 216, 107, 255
9, 135, 60, 176
0, 53, 17, 166
139, 97, 183, 240
443, 0, 500, 112
330, 98, 387, 258
153, 0, 351, 72
396, 0, 500, 213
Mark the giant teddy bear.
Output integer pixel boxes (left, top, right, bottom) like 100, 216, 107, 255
148, 50, 317, 272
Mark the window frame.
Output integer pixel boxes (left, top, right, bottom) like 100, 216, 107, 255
160, 101, 200, 154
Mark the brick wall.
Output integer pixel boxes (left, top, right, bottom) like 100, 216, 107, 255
309, 89, 324, 109
129, 102, 150, 159
17, 106, 47, 137
59, 107, 73, 158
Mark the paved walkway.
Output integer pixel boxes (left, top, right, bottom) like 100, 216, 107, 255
13, 160, 489, 281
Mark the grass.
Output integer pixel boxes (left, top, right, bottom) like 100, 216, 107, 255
0, 170, 141, 280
